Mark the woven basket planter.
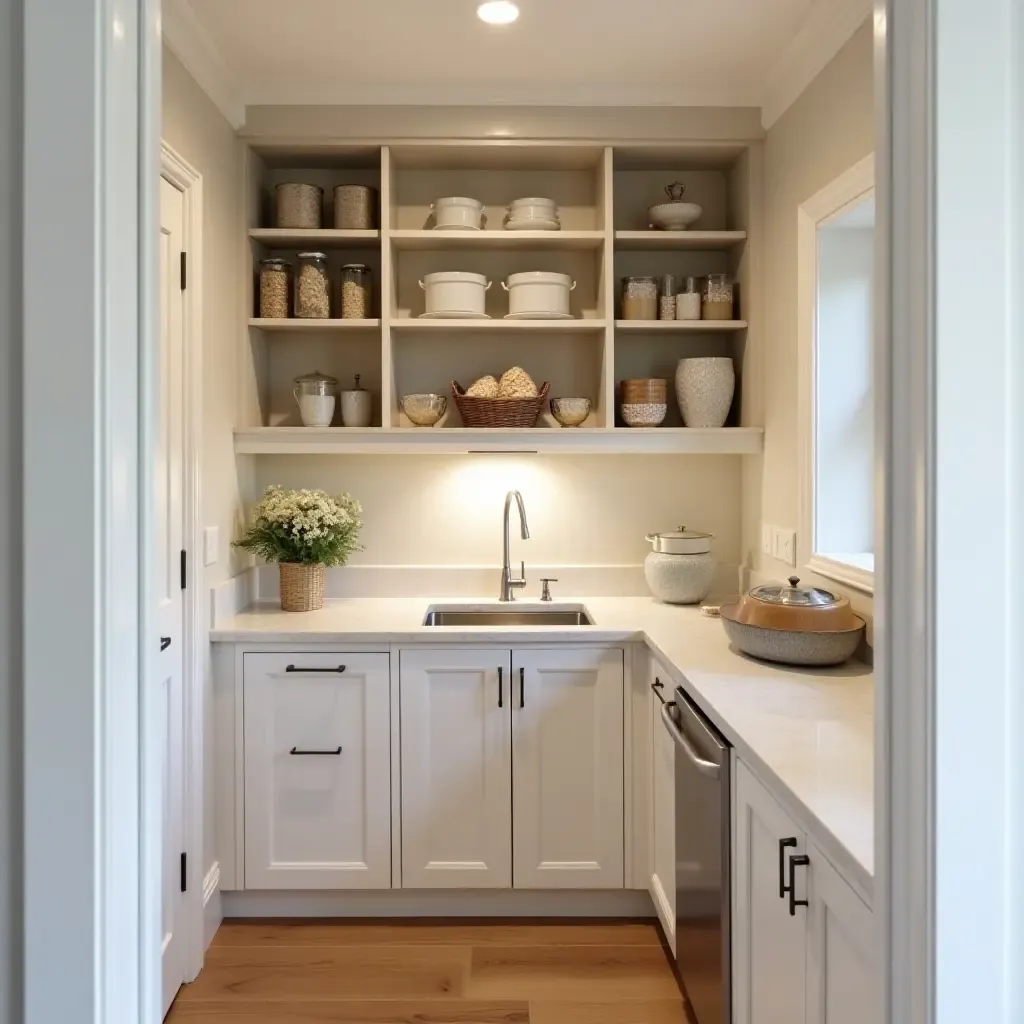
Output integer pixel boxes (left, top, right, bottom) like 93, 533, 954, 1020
452, 381, 550, 428
279, 562, 326, 612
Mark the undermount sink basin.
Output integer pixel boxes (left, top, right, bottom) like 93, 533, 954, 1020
422, 605, 595, 627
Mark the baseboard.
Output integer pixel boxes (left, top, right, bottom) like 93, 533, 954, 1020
203, 861, 222, 950
221, 888, 656, 919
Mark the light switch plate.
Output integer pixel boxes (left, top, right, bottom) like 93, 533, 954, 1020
203, 526, 219, 567
761, 523, 773, 557
773, 527, 797, 567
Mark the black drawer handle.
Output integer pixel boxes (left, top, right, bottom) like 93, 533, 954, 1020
519, 666, 525, 709
651, 677, 666, 704
290, 746, 342, 756
498, 666, 503, 708
286, 664, 346, 673
160, 636, 172, 652
788, 854, 810, 915
779, 837, 798, 898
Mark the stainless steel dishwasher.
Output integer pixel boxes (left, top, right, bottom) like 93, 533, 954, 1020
660, 686, 731, 1024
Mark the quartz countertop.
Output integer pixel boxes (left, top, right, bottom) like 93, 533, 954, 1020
212, 596, 874, 900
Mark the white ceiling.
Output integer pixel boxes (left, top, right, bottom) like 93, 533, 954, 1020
180, 0, 818, 108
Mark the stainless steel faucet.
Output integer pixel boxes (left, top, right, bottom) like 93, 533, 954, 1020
499, 490, 530, 601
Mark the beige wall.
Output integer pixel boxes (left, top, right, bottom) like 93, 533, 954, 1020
744, 19, 875, 622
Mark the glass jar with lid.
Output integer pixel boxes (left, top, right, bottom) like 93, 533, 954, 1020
658, 275, 677, 320
621, 276, 658, 320
340, 264, 372, 319
259, 258, 292, 319
293, 370, 338, 428
295, 252, 331, 319
702, 273, 735, 320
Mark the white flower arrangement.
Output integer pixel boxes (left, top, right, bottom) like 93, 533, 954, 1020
234, 485, 364, 567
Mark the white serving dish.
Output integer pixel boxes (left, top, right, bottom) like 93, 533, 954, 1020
419, 271, 491, 316
504, 311, 574, 320
648, 201, 703, 231
507, 197, 559, 225
417, 310, 491, 319
505, 217, 561, 232
431, 196, 485, 230
502, 271, 576, 316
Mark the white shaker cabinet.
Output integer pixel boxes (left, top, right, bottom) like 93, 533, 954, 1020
733, 759, 808, 1024
512, 647, 624, 889
243, 652, 392, 890
649, 668, 676, 949
399, 648, 512, 888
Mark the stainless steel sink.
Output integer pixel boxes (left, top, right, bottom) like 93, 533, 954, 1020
423, 606, 595, 627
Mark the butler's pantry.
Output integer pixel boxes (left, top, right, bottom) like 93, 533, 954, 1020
157, 1, 878, 1021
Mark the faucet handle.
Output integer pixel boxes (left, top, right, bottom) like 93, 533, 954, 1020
539, 578, 558, 602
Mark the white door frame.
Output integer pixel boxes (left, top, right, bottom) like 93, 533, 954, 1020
159, 141, 205, 986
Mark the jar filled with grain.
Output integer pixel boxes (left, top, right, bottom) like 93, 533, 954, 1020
621, 276, 658, 320
295, 252, 331, 319
675, 276, 701, 320
702, 274, 735, 320
258, 258, 292, 318
658, 275, 677, 321
334, 185, 377, 230
274, 183, 323, 229
340, 264, 372, 320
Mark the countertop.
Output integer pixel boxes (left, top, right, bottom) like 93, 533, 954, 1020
213, 596, 874, 900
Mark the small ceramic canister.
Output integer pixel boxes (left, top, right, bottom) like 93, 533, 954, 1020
340, 374, 373, 427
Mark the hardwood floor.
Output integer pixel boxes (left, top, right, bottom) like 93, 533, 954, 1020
168, 920, 690, 1024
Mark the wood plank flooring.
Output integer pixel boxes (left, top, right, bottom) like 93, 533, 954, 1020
168, 920, 690, 1024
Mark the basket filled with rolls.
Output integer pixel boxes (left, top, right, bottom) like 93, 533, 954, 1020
452, 367, 550, 428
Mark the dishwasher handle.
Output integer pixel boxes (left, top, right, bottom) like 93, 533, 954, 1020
661, 700, 721, 780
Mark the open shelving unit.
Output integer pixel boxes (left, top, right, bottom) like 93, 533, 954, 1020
240, 140, 761, 453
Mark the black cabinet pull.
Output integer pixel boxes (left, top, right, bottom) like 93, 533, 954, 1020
160, 636, 172, 652
787, 854, 810, 915
779, 837, 798, 898
651, 677, 666, 704
519, 666, 526, 709
290, 746, 342, 756
498, 666, 503, 708
286, 664, 346, 673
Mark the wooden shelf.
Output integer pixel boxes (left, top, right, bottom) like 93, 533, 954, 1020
615, 319, 747, 332
391, 318, 607, 333
249, 228, 380, 249
614, 230, 747, 251
234, 426, 764, 456
249, 318, 382, 331
390, 229, 606, 251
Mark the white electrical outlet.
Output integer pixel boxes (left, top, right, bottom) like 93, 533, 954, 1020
203, 526, 219, 567
761, 523, 773, 557
773, 527, 797, 567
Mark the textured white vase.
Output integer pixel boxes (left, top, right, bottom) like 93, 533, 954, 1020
675, 357, 736, 428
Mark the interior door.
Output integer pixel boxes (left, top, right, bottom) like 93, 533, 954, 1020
157, 175, 187, 1018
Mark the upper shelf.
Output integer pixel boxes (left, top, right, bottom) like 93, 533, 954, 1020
250, 228, 380, 249
391, 318, 607, 333
614, 230, 747, 251
390, 229, 605, 251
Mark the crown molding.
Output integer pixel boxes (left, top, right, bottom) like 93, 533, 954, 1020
161, 0, 246, 129
760, 0, 873, 129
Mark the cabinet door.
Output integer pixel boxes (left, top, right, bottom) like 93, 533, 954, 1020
399, 648, 512, 888
243, 652, 391, 890
650, 670, 676, 950
733, 759, 808, 1024
806, 843, 876, 1024
512, 647, 624, 889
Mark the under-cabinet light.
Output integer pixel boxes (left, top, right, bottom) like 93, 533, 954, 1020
477, 1, 520, 25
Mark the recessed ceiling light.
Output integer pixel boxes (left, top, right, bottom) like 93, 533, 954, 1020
477, 1, 520, 25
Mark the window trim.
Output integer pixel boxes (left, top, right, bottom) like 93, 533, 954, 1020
797, 155, 876, 595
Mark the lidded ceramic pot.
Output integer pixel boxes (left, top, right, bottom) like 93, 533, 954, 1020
644, 526, 715, 605
340, 374, 373, 428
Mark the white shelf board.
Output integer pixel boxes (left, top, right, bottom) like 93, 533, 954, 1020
391, 318, 607, 333
390, 229, 605, 251
614, 230, 747, 251
234, 426, 764, 456
249, 228, 380, 249
615, 319, 747, 332
249, 318, 382, 331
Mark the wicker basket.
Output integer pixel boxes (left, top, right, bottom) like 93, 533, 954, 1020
279, 562, 326, 612
452, 381, 550, 428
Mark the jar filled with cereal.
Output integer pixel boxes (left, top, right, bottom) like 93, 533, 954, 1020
258, 258, 292, 319
295, 252, 331, 319
702, 273, 735, 320
340, 264, 372, 320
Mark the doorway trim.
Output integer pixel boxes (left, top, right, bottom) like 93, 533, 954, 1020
159, 140, 206, 986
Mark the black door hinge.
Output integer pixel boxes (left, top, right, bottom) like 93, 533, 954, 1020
180, 251, 187, 290
180, 852, 187, 893
180, 549, 187, 590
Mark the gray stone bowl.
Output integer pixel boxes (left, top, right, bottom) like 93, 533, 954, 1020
721, 615, 863, 667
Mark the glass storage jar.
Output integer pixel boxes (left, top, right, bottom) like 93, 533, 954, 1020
658, 275, 677, 320
340, 264, 372, 319
258, 258, 292, 319
622, 276, 658, 320
334, 185, 377, 230
675, 276, 701, 320
295, 252, 331, 318
702, 273, 735, 320
274, 182, 323, 229
293, 370, 338, 428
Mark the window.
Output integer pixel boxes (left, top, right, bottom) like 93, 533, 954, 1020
797, 157, 875, 593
